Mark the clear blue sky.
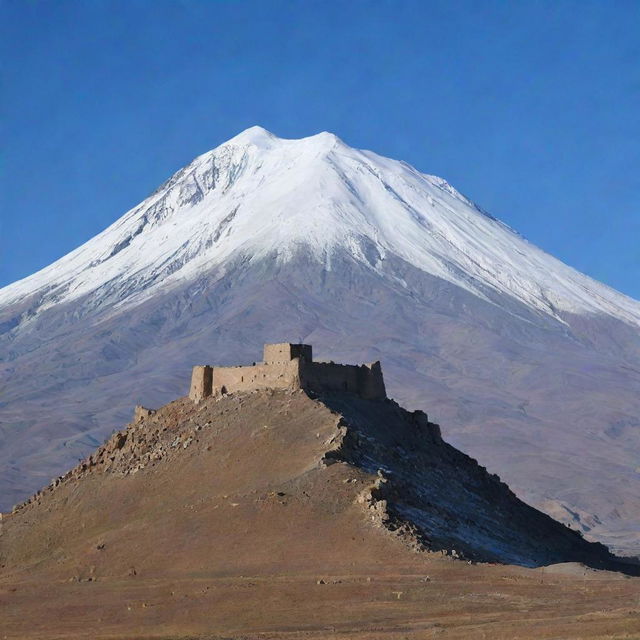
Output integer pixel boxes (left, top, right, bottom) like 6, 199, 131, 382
2, 0, 639, 298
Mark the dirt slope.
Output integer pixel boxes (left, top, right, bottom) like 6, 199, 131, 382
1, 389, 638, 639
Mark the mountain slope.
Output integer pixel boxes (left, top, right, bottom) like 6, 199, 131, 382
1, 127, 639, 555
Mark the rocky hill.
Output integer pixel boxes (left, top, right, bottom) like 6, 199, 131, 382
2, 387, 639, 638
7, 387, 623, 571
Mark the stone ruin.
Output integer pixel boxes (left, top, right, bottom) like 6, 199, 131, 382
189, 343, 386, 403
7, 343, 386, 516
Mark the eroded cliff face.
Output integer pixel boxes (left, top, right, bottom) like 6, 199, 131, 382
317, 393, 622, 569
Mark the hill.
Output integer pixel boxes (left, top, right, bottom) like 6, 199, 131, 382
2, 380, 638, 639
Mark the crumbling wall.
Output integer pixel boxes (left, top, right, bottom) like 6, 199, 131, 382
134, 405, 156, 423
357, 361, 387, 400
300, 361, 386, 400
301, 362, 360, 394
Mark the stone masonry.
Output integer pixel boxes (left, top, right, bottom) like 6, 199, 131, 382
189, 343, 386, 402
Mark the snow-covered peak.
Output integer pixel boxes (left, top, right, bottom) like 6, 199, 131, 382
216, 126, 341, 153
1, 128, 639, 328
224, 125, 277, 148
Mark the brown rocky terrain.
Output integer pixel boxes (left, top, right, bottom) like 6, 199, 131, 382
1, 389, 639, 639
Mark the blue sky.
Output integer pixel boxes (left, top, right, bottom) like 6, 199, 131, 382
2, 0, 639, 298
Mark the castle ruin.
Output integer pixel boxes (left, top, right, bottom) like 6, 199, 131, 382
189, 343, 386, 402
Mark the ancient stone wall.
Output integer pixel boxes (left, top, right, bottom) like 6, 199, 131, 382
212, 359, 302, 395
300, 361, 386, 400
300, 361, 359, 394
188, 344, 386, 402
189, 365, 213, 402
263, 343, 312, 364
358, 361, 387, 400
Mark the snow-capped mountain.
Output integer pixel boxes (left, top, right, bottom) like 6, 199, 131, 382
2, 127, 640, 555
3, 126, 639, 325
